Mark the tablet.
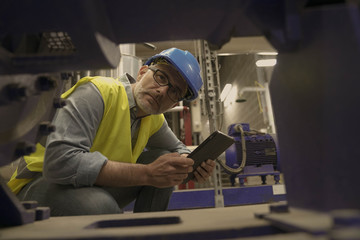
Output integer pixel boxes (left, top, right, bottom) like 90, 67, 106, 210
182, 130, 235, 183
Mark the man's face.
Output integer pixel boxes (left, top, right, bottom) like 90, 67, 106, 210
133, 64, 188, 116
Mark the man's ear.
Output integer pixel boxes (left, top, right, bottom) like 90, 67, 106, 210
137, 65, 149, 81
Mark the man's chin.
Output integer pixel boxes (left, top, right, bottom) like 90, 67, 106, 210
138, 102, 160, 115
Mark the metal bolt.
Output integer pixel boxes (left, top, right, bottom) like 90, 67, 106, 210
5, 83, 28, 101
53, 98, 67, 108
274, 174, 280, 184
15, 141, 36, 157
38, 122, 56, 136
36, 76, 56, 91
208, 92, 215, 97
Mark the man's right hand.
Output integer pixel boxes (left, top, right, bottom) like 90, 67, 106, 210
146, 152, 194, 188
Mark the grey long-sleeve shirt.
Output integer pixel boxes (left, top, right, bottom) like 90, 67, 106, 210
43, 74, 190, 187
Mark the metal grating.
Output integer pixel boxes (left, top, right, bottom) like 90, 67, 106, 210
41, 32, 76, 53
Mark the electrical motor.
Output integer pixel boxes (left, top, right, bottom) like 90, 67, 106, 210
223, 123, 280, 175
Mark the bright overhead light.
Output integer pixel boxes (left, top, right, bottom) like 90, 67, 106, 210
220, 84, 232, 102
256, 59, 277, 67
257, 52, 278, 55
224, 86, 238, 107
217, 53, 238, 56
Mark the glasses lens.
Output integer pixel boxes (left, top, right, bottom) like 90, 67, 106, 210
154, 71, 168, 85
167, 87, 183, 102
151, 67, 184, 102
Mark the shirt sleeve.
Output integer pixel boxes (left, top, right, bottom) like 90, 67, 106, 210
146, 119, 191, 155
43, 82, 107, 187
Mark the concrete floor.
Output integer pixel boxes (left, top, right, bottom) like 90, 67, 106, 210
0, 204, 271, 239
0, 204, 332, 240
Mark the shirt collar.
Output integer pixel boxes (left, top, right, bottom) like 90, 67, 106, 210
120, 73, 150, 119
119, 73, 136, 108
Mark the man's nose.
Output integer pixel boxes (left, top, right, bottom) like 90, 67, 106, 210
157, 85, 170, 96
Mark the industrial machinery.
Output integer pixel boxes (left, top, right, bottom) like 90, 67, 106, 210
1, 0, 360, 239
224, 123, 280, 186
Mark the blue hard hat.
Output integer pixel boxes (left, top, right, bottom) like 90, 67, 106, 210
144, 48, 203, 101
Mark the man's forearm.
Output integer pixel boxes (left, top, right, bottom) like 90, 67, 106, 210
95, 153, 194, 188
95, 160, 149, 187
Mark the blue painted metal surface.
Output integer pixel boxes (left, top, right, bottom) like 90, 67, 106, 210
222, 185, 285, 207
124, 185, 286, 211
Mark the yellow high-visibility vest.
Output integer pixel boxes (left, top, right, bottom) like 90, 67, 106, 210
8, 76, 164, 194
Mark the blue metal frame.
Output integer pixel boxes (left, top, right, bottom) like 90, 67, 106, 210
124, 185, 286, 211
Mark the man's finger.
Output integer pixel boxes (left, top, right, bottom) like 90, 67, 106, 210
194, 171, 206, 183
206, 159, 216, 167
170, 157, 194, 167
196, 166, 209, 179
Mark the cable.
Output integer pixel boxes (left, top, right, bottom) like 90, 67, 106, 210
255, 81, 266, 114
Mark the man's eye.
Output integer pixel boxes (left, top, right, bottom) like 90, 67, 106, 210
169, 87, 177, 94
171, 87, 182, 98
156, 73, 167, 84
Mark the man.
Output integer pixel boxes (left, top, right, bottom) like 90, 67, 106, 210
8, 48, 215, 216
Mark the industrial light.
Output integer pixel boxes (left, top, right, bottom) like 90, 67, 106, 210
217, 53, 238, 56
224, 86, 238, 107
220, 84, 232, 102
257, 52, 278, 55
256, 59, 277, 67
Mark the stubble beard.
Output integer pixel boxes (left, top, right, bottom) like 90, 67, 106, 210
133, 83, 160, 115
